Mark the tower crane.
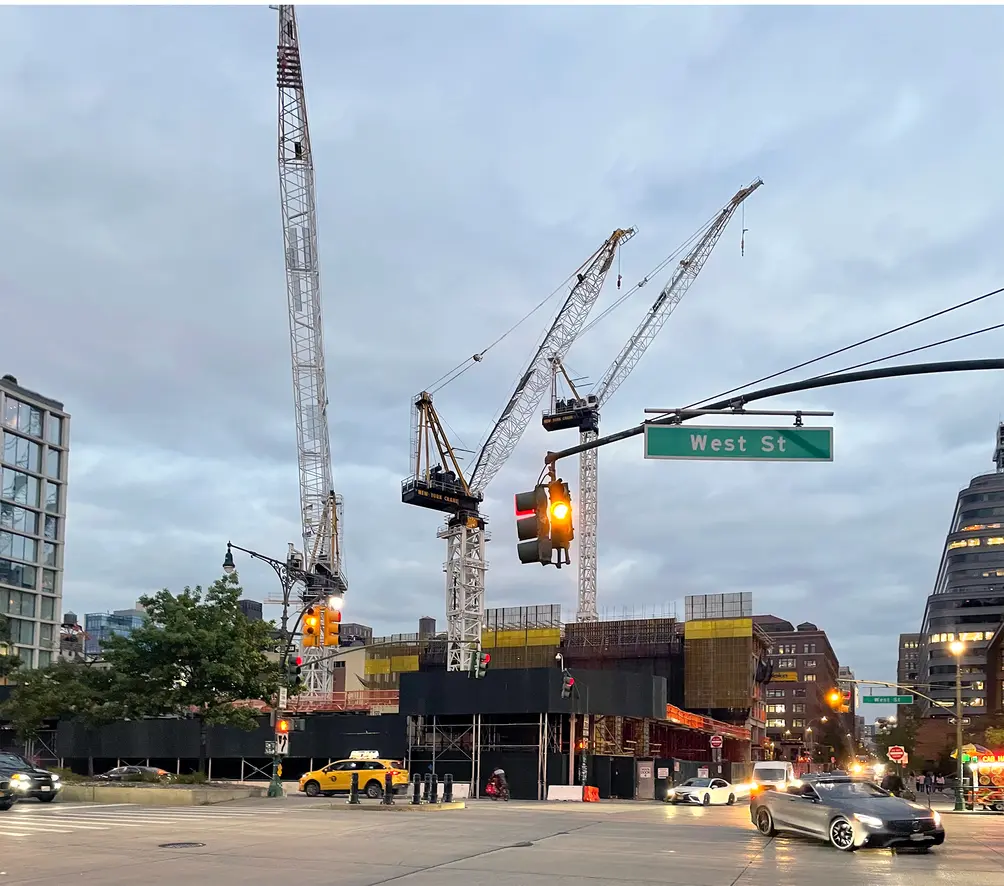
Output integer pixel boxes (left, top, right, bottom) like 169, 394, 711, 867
543, 179, 763, 622
403, 227, 636, 671
275, 5, 345, 694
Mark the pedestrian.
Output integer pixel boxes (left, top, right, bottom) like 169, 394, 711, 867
915, 771, 926, 794
936, 773, 945, 793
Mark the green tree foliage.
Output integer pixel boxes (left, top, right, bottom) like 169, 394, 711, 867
0, 613, 22, 681
0, 660, 121, 740
99, 572, 282, 772
873, 705, 919, 762
985, 726, 1004, 748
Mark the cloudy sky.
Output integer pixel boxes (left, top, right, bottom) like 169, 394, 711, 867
2, 5, 1003, 699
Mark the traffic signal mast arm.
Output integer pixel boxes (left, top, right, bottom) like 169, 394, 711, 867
542, 181, 762, 621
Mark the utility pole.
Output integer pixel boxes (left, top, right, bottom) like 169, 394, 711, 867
949, 640, 966, 811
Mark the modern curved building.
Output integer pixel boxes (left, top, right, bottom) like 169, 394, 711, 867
918, 425, 1004, 715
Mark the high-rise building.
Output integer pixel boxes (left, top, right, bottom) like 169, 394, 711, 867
0, 374, 69, 669
917, 424, 1004, 716
897, 632, 921, 703
839, 665, 858, 737
238, 599, 263, 621
84, 605, 146, 657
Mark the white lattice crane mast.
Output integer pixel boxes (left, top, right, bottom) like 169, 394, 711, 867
276, 6, 346, 693
403, 228, 636, 671
543, 179, 763, 622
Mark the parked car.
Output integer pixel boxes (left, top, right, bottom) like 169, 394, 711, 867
667, 777, 749, 806
95, 765, 173, 783
0, 751, 62, 803
751, 775, 945, 851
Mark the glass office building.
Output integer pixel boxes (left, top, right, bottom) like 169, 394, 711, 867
0, 374, 69, 669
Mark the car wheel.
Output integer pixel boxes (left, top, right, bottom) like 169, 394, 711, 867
365, 781, 383, 799
727, 794, 736, 806
703, 794, 711, 806
0, 800, 14, 811
304, 781, 321, 797
829, 816, 857, 851
755, 807, 776, 837
38, 794, 56, 803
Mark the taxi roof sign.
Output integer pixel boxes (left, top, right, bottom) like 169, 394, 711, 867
349, 750, 381, 760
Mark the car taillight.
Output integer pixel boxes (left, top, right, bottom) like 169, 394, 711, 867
387, 770, 399, 777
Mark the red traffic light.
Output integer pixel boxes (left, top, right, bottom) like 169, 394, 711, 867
567, 676, 575, 687
277, 719, 290, 734
482, 653, 491, 664
294, 656, 303, 667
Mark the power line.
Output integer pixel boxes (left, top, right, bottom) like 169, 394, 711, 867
688, 285, 1004, 409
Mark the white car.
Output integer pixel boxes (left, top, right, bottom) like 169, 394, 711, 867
667, 777, 749, 806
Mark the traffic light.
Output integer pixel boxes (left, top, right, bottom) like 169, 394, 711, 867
303, 606, 321, 646
477, 652, 490, 679
323, 606, 341, 647
286, 655, 303, 689
276, 718, 291, 734
515, 486, 552, 565
548, 479, 574, 559
561, 670, 575, 699
825, 689, 842, 709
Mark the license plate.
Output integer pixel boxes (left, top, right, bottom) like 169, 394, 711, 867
909, 833, 926, 841
40, 786, 50, 792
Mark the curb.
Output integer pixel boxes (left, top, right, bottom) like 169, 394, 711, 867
310, 801, 467, 812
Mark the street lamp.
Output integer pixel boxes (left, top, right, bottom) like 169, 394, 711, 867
222, 540, 317, 799
949, 639, 966, 812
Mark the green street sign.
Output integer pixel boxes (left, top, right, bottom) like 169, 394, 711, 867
644, 425, 833, 462
863, 695, 913, 704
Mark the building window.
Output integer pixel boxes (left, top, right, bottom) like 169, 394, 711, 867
988, 537, 1004, 546
0, 532, 37, 563
2, 432, 40, 474
766, 704, 786, 714
792, 704, 805, 713
45, 415, 62, 447
803, 643, 816, 654
793, 688, 807, 697
777, 658, 796, 669
44, 482, 58, 514
777, 644, 796, 655
0, 558, 35, 590
2, 399, 42, 438
805, 659, 817, 668
0, 503, 37, 536
43, 516, 57, 540
767, 719, 786, 728
765, 689, 785, 699
7, 618, 34, 645
40, 569, 55, 593
42, 542, 56, 567
3, 590, 35, 618
1, 467, 40, 507
44, 449, 61, 480
39, 595, 54, 621
36, 650, 51, 668
805, 674, 816, 682
792, 719, 805, 728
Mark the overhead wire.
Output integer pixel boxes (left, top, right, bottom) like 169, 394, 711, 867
686, 285, 1004, 409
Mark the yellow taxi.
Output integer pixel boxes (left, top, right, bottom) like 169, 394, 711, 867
299, 750, 410, 799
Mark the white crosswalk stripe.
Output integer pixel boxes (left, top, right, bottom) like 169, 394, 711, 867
0, 803, 283, 837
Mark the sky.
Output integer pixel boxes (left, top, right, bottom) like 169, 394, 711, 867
2, 4, 1004, 707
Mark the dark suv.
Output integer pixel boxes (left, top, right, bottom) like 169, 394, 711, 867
0, 751, 62, 803
0, 775, 13, 811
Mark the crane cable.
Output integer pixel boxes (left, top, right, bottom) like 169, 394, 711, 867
686, 285, 1004, 410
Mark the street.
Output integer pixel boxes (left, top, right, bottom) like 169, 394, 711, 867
0, 799, 1001, 885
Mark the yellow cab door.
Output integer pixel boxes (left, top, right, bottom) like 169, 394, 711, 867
318, 762, 345, 791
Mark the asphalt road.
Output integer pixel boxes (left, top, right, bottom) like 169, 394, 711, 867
0, 798, 1001, 885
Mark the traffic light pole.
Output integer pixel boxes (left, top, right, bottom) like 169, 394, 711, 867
542, 359, 1004, 471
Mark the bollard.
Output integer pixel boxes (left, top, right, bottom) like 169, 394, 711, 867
422, 773, 432, 803
430, 772, 439, 804
382, 770, 395, 805
443, 773, 454, 804
411, 774, 422, 806
348, 771, 361, 805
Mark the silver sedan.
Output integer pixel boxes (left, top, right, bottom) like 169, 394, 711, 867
750, 776, 945, 851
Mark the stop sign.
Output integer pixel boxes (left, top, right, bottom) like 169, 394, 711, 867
887, 745, 906, 763
710, 735, 723, 749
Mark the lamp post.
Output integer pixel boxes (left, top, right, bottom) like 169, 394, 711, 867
948, 639, 966, 812
223, 541, 315, 798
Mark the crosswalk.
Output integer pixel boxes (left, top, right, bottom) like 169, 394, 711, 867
0, 803, 284, 838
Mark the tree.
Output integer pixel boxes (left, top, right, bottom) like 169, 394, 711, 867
0, 613, 22, 681
985, 727, 1004, 748
873, 705, 919, 762
99, 572, 282, 774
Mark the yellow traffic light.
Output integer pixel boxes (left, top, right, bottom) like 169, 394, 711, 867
323, 607, 341, 647
276, 718, 290, 734
826, 689, 841, 708
550, 500, 570, 521
303, 606, 320, 647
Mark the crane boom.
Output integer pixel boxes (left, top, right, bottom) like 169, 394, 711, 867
467, 227, 636, 494
593, 179, 763, 407
276, 5, 346, 601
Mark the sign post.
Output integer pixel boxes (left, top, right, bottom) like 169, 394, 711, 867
710, 735, 723, 750
887, 746, 906, 764
644, 425, 833, 462
275, 733, 290, 757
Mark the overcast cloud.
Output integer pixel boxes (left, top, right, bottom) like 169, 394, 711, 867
2, 5, 1003, 705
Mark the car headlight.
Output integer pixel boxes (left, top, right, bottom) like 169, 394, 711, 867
854, 813, 883, 828
932, 811, 941, 827
51, 774, 60, 782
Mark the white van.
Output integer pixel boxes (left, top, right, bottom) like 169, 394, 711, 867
751, 761, 796, 796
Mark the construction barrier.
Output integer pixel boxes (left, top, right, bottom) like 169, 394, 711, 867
583, 786, 600, 802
